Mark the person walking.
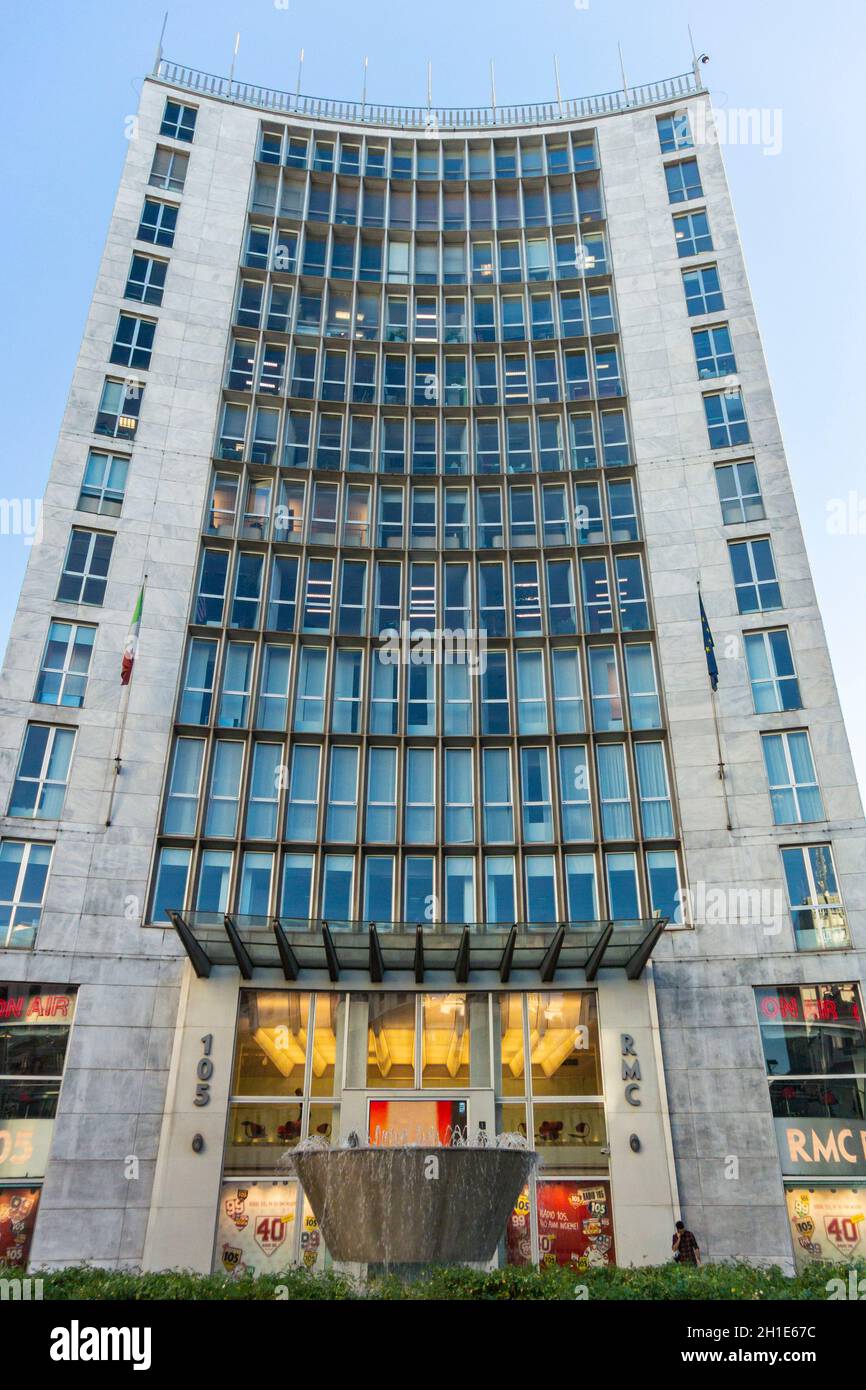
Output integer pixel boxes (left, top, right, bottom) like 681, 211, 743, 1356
672, 1219, 701, 1266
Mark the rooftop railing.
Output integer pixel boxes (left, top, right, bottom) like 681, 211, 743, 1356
153, 59, 701, 131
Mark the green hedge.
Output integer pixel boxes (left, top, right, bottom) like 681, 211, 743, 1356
5, 1260, 863, 1300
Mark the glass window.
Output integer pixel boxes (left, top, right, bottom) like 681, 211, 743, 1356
444, 748, 474, 843
755, 984, 866, 1075
729, 538, 781, 613
486, 856, 516, 924
552, 648, 585, 733
245, 743, 282, 839
405, 748, 435, 844
205, 740, 244, 837
285, 745, 321, 840
239, 851, 274, 919
762, 731, 824, 824
444, 861, 475, 927
596, 744, 633, 839
150, 847, 190, 922
149, 145, 188, 191
405, 856, 435, 923
0, 841, 53, 950
164, 737, 204, 834
281, 854, 314, 922
715, 460, 764, 523
516, 649, 547, 734
780, 846, 849, 952
363, 856, 394, 924
482, 748, 513, 843
57, 529, 113, 606
326, 746, 359, 842
110, 313, 155, 370
521, 747, 553, 843
267, 555, 298, 633
704, 389, 750, 448
683, 262, 723, 314
481, 649, 509, 733
125, 253, 167, 306
138, 197, 177, 247
693, 324, 736, 379
8, 725, 75, 819
331, 648, 363, 733
624, 644, 661, 729
179, 637, 217, 724
646, 850, 683, 923
565, 854, 598, 923
366, 748, 397, 843
672, 209, 713, 258
634, 742, 674, 837
195, 853, 231, 924
524, 856, 557, 925
606, 851, 639, 920
745, 630, 801, 713
665, 158, 702, 203
217, 641, 253, 728
657, 111, 692, 152
34, 622, 94, 708
160, 98, 197, 140
559, 745, 592, 841
294, 648, 328, 732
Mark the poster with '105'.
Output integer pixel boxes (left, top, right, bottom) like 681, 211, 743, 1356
215, 1181, 327, 1276
785, 1185, 866, 1271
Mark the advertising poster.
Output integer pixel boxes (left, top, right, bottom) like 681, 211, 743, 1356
506, 1179, 615, 1268
214, 1181, 299, 1277
0, 1186, 41, 1268
785, 1185, 866, 1272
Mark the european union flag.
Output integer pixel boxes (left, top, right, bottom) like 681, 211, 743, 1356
699, 592, 719, 691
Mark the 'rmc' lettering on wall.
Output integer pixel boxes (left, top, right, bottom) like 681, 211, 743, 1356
621, 1033, 642, 1107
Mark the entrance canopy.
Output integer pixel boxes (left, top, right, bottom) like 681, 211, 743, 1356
168, 913, 667, 984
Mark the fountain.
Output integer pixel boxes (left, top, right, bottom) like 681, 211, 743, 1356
289, 1131, 536, 1265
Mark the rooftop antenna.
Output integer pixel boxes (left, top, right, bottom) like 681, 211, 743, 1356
153, 11, 168, 76
490, 59, 497, 117
361, 55, 369, 115
554, 54, 563, 115
295, 48, 305, 103
228, 31, 240, 89
617, 41, 629, 106
427, 60, 432, 112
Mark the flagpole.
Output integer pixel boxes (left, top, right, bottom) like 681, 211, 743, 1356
698, 579, 733, 832
105, 574, 148, 828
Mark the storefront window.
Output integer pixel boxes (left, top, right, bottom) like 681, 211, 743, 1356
367, 993, 416, 1088
0, 983, 76, 1267
506, 1178, 615, 1269
756, 984, 866, 1076
420, 994, 470, 1088
526, 991, 601, 1097
757, 984, 866, 1270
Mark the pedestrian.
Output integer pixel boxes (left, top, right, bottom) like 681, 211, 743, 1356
672, 1219, 701, 1266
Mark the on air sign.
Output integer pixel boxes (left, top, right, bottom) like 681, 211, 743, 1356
0, 991, 76, 1024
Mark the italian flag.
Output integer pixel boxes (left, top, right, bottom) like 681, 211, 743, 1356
120, 586, 144, 686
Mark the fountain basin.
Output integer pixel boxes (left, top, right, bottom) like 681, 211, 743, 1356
294, 1146, 536, 1264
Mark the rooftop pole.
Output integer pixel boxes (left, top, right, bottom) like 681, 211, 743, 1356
228, 31, 240, 90
295, 48, 304, 104
489, 59, 497, 118
554, 54, 563, 115
361, 55, 368, 117
152, 11, 168, 76
617, 41, 629, 106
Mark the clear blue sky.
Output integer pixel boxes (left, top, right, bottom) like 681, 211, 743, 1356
2, 0, 865, 796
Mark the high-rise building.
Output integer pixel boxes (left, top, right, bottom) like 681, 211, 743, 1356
1, 56, 863, 1277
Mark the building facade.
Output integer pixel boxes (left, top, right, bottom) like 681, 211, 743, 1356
1, 58, 864, 1277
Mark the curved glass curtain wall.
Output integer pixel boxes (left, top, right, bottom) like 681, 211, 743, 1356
150, 112, 684, 933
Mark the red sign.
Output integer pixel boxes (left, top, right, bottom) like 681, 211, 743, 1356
0, 1187, 41, 1267
758, 987, 861, 1025
0, 993, 75, 1023
507, 1180, 616, 1269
